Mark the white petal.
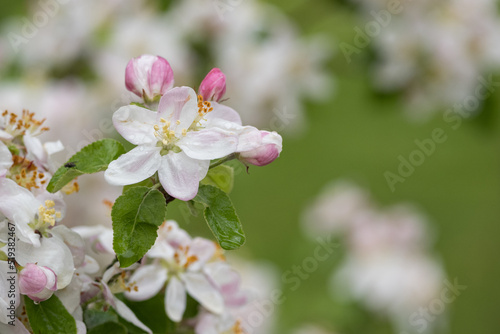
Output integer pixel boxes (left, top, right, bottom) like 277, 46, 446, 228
112, 105, 158, 145
0, 178, 39, 246
157, 87, 198, 135
55, 274, 83, 315
182, 272, 224, 314
187, 238, 216, 271
0, 319, 30, 333
114, 297, 153, 334
0, 130, 13, 141
235, 126, 262, 152
205, 102, 242, 126
165, 276, 186, 322
105, 146, 162, 186
178, 128, 238, 160
0, 261, 19, 324
0, 141, 13, 173
158, 152, 209, 201
16, 235, 75, 289
124, 264, 168, 301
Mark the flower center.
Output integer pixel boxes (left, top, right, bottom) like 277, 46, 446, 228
154, 95, 214, 154
1, 110, 48, 138
189, 95, 213, 131
10, 156, 46, 191
29, 200, 62, 235
38, 200, 61, 227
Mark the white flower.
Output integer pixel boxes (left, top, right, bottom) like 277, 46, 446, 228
100, 263, 152, 334
105, 86, 242, 200
125, 221, 224, 322
0, 178, 64, 247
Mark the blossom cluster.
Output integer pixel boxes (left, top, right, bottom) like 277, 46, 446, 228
350, 0, 500, 116
106, 55, 282, 201
0, 53, 282, 333
303, 181, 445, 333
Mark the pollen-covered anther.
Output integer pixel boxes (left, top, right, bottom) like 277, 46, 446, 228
62, 180, 79, 195
1, 110, 48, 137
197, 95, 213, 116
231, 320, 246, 334
38, 200, 61, 227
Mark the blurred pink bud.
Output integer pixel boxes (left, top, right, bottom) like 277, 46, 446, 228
239, 131, 282, 166
19, 263, 57, 302
125, 55, 174, 102
199, 68, 226, 101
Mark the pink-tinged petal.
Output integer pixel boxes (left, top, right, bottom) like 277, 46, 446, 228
16, 236, 74, 289
0, 141, 12, 174
149, 57, 174, 96
234, 126, 262, 152
112, 105, 158, 145
166, 276, 186, 322
199, 68, 226, 102
105, 146, 162, 186
157, 87, 198, 135
187, 238, 216, 271
238, 131, 282, 166
181, 272, 224, 314
124, 265, 168, 301
19, 263, 49, 295
125, 55, 173, 102
178, 128, 238, 160
158, 152, 209, 201
114, 298, 153, 334
204, 102, 242, 126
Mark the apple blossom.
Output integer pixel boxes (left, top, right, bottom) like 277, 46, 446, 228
238, 130, 282, 166
99, 263, 153, 334
125, 221, 224, 322
104, 86, 243, 200
19, 263, 58, 302
199, 68, 227, 102
125, 55, 174, 102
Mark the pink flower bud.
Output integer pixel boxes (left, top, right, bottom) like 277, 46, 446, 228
125, 55, 174, 102
19, 263, 57, 302
199, 68, 226, 101
238, 131, 282, 166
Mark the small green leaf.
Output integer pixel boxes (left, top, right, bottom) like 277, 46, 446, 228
112, 186, 167, 267
47, 139, 125, 193
201, 165, 234, 193
88, 322, 127, 334
24, 295, 77, 334
84, 308, 127, 334
193, 185, 245, 250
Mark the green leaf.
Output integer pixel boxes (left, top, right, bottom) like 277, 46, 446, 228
88, 322, 127, 334
201, 165, 234, 193
24, 295, 77, 334
84, 308, 127, 334
112, 186, 167, 267
47, 139, 125, 193
193, 185, 245, 250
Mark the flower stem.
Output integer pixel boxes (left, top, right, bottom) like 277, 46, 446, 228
210, 153, 236, 169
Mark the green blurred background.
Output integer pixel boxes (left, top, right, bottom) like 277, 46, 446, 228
2, 1, 499, 333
